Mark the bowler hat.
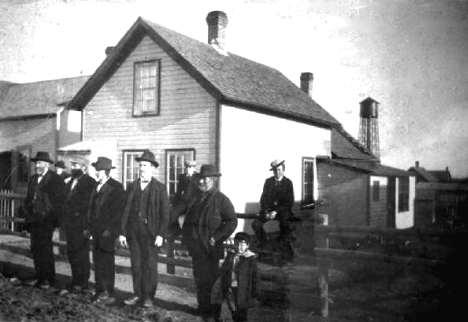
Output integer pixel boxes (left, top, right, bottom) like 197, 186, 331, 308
184, 160, 197, 167
55, 160, 66, 169
270, 159, 285, 171
198, 164, 221, 178
91, 157, 115, 170
30, 151, 54, 163
135, 150, 159, 167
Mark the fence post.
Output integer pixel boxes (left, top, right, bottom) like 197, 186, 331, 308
318, 259, 329, 319
166, 236, 175, 274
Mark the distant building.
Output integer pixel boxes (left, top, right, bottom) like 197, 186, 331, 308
408, 161, 467, 228
0, 77, 88, 192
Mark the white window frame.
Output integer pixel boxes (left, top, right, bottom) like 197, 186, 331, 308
123, 150, 146, 189
165, 149, 196, 202
133, 60, 160, 116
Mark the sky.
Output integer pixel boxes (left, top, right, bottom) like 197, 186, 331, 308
1, 0, 468, 177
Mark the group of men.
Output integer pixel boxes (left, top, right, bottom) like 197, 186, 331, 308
19, 150, 298, 322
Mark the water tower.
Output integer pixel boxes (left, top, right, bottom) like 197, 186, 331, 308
358, 97, 380, 159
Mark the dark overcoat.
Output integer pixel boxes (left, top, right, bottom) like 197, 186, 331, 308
259, 176, 294, 220
24, 170, 67, 225
120, 177, 171, 239
182, 188, 237, 260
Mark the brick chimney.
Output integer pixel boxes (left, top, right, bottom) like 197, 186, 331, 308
300, 72, 314, 98
105, 46, 115, 56
206, 11, 228, 55
415, 161, 419, 168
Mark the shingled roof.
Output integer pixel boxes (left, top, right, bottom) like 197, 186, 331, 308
331, 127, 377, 160
68, 17, 339, 128
319, 157, 413, 177
0, 76, 89, 120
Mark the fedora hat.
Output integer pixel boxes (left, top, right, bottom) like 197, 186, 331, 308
135, 150, 159, 167
91, 157, 115, 170
55, 160, 66, 169
199, 164, 221, 178
270, 159, 285, 171
30, 151, 54, 163
184, 160, 197, 167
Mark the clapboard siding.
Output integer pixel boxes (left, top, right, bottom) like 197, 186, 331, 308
0, 118, 56, 160
83, 36, 217, 183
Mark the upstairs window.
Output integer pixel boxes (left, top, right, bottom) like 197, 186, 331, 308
398, 177, 410, 212
302, 158, 315, 206
133, 60, 160, 116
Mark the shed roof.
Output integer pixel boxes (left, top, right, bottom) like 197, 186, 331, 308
0, 76, 89, 120
68, 17, 339, 128
319, 157, 413, 177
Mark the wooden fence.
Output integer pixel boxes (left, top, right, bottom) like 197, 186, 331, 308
0, 193, 461, 319
0, 189, 25, 232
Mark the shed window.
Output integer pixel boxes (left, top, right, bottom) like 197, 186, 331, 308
372, 180, 380, 201
123, 150, 146, 189
398, 177, 409, 212
302, 158, 315, 206
166, 149, 195, 203
133, 60, 160, 116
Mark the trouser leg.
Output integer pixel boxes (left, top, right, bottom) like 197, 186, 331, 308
192, 256, 221, 319
30, 221, 55, 283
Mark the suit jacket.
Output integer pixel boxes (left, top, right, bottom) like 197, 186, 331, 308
121, 177, 170, 240
62, 174, 96, 229
182, 188, 237, 259
211, 250, 259, 309
24, 170, 67, 225
174, 172, 199, 205
259, 176, 294, 220
87, 177, 125, 251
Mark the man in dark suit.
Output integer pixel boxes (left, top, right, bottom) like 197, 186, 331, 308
169, 159, 198, 236
119, 150, 170, 308
251, 159, 296, 256
59, 158, 96, 295
182, 164, 238, 322
23, 151, 67, 289
86, 157, 125, 304
55, 160, 70, 182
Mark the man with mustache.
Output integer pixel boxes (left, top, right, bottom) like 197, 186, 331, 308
181, 164, 238, 322
23, 151, 67, 289
59, 158, 96, 295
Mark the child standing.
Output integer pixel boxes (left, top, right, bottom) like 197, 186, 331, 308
211, 232, 259, 322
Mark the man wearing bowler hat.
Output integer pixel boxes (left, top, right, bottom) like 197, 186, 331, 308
23, 151, 67, 289
86, 157, 125, 304
181, 164, 237, 322
119, 150, 170, 308
55, 160, 70, 182
59, 158, 96, 296
251, 159, 296, 260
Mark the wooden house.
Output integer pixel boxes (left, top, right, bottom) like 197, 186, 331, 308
62, 12, 415, 233
0, 77, 88, 192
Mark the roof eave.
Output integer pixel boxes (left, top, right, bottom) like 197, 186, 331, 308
68, 18, 223, 111
0, 113, 57, 121
221, 98, 338, 129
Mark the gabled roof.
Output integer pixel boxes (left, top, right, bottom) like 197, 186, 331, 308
67, 17, 339, 128
318, 157, 413, 177
429, 170, 452, 182
331, 126, 377, 160
407, 166, 439, 182
0, 76, 89, 120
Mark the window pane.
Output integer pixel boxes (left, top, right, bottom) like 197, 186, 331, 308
133, 61, 159, 115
